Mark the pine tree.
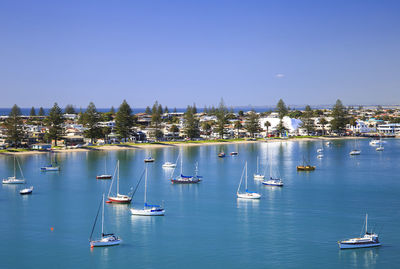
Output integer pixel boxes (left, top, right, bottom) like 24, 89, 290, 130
331, 99, 348, 134
115, 100, 134, 141
245, 111, 260, 138
4, 104, 23, 146
275, 99, 288, 136
64, 104, 76, 114
300, 105, 315, 135
110, 106, 115, 114
145, 106, 151, 114
164, 106, 169, 114
215, 99, 228, 138
184, 105, 200, 139
30, 107, 36, 117
81, 102, 101, 144
38, 107, 45, 116
46, 103, 64, 146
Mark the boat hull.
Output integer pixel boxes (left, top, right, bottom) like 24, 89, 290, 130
262, 181, 283, 186
41, 167, 60, 171
253, 174, 265, 180
2, 179, 26, 184
90, 239, 121, 247
96, 175, 112, 179
20, 187, 33, 194
338, 242, 381, 249
130, 208, 165, 216
237, 193, 261, 199
107, 196, 132, 204
296, 166, 316, 171
170, 178, 201, 184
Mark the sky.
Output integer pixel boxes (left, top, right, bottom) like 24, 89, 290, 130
1, 0, 400, 108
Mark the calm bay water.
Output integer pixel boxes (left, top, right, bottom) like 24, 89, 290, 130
1, 139, 400, 268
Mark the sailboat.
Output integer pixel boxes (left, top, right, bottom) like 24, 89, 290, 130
376, 136, 384, 151
237, 162, 261, 199
253, 157, 265, 180
41, 153, 60, 171
96, 157, 112, 179
130, 165, 165, 216
107, 161, 132, 204
90, 194, 121, 247
163, 153, 179, 168
296, 156, 316, 171
170, 154, 202, 184
338, 214, 381, 249
262, 158, 284, 187
349, 139, 361, 155
2, 157, 26, 184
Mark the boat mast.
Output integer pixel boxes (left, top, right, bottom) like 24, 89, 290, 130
180, 152, 183, 175
237, 163, 245, 194
366, 214, 368, 234
101, 194, 104, 236
144, 164, 147, 207
256, 157, 259, 174
117, 161, 120, 195
245, 162, 248, 191
14, 156, 16, 178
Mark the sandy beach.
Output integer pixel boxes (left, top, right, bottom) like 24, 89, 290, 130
0, 136, 379, 156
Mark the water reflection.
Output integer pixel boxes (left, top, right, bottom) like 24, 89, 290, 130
338, 248, 380, 268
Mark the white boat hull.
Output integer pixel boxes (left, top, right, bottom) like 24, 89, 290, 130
130, 208, 165, 216
41, 167, 60, 171
262, 180, 283, 187
20, 186, 33, 194
338, 242, 381, 249
2, 178, 26, 184
253, 174, 265, 180
90, 238, 121, 247
237, 192, 261, 199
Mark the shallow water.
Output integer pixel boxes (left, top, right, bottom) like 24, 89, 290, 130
1, 139, 399, 268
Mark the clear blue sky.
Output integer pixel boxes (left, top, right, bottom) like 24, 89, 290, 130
1, 0, 399, 108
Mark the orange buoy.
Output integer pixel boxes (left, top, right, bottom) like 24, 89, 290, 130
50, 227, 54, 231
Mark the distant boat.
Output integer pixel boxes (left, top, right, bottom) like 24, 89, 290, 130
20, 186, 33, 195
262, 157, 284, 187
130, 164, 165, 216
237, 162, 261, 199
376, 138, 384, 151
338, 214, 381, 249
97, 158, 112, 179
90, 194, 121, 247
349, 140, 361, 155
144, 157, 155, 163
326, 141, 332, 146
2, 157, 26, 184
107, 161, 132, 204
170, 155, 202, 184
218, 152, 226, 158
317, 154, 324, 158
162, 162, 176, 168
41, 153, 60, 171
230, 152, 238, 156
317, 148, 323, 153
297, 157, 315, 171
253, 157, 265, 180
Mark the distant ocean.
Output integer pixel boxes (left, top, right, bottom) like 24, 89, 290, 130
0, 106, 306, 116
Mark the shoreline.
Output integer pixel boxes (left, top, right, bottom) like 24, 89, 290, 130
0, 136, 392, 156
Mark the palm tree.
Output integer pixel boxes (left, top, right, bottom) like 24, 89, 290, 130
264, 121, 271, 137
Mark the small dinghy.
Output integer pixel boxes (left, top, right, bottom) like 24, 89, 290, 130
20, 186, 33, 195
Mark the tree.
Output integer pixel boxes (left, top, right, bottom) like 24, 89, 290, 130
110, 106, 115, 114
38, 107, 45, 116
115, 100, 134, 141
30, 107, 36, 117
234, 121, 242, 138
4, 104, 23, 146
238, 110, 244, 117
81, 102, 101, 144
245, 111, 260, 138
101, 127, 112, 143
184, 105, 200, 139
145, 106, 151, 114
330, 99, 348, 134
264, 121, 271, 136
275, 99, 288, 136
164, 106, 169, 114
300, 105, 315, 135
151, 101, 163, 139
192, 104, 197, 114
169, 125, 179, 137
46, 103, 64, 146
64, 104, 76, 114
319, 117, 328, 135
201, 121, 212, 138
276, 99, 288, 120
215, 99, 228, 138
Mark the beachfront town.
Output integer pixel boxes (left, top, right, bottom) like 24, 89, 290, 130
1, 99, 400, 150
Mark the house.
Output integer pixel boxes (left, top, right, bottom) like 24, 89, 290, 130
31, 144, 52, 150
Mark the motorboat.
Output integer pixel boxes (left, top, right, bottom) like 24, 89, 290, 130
338, 214, 381, 249
230, 152, 238, 156
349, 150, 361, 155
237, 162, 261, 199
144, 157, 155, 163
296, 165, 316, 171
317, 154, 324, 158
218, 152, 226, 158
20, 186, 33, 195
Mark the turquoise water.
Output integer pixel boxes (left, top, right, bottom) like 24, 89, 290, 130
1, 139, 400, 268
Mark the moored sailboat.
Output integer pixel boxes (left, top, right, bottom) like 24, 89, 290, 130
170, 155, 202, 184
130, 164, 165, 216
2, 157, 26, 184
338, 214, 381, 249
107, 161, 132, 204
90, 194, 121, 247
237, 162, 261, 199
96, 157, 112, 179
253, 156, 265, 180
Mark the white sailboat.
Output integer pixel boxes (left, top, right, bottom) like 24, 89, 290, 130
170, 154, 202, 184
2, 157, 26, 184
130, 165, 165, 216
253, 157, 265, 180
262, 159, 284, 187
20, 186, 33, 195
163, 153, 179, 169
349, 140, 361, 155
97, 157, 112, 179
338, 214, 381, 249
107, 161, 132, 204
237, 162, 261, 199
41, 153, 60, 171
90, 194, 121, 247
376, 137, 384, 151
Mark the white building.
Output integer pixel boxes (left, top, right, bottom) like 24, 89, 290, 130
259, 116, 302, 136
377, 123, 400, 134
